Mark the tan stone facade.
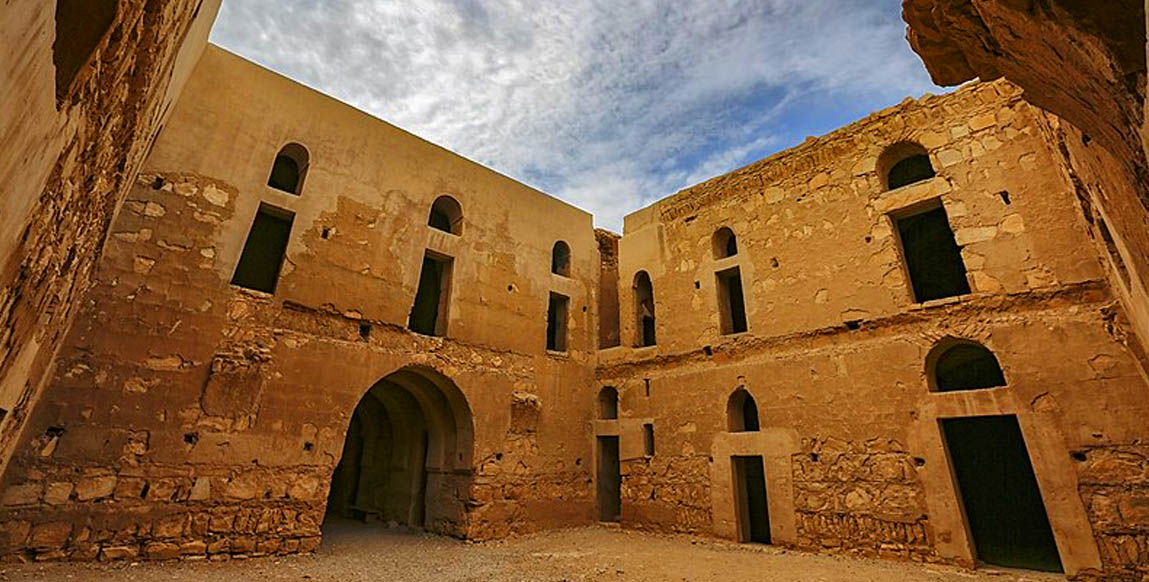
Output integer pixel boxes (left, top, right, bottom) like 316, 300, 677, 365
2, 4, 1148, 582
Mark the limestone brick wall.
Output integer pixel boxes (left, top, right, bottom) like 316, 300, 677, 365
0, 47, 600, 561
599, 79, 1149, 579
0, 0, 220, 485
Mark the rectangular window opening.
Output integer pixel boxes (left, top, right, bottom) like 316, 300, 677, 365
546, 292, 570, 352
231, 203, 295, 294
408, 251, 453, 337
642, 423, 655, 457
893, 201, 971, 302
716, 266, 748, 334
54, 0, 118, 102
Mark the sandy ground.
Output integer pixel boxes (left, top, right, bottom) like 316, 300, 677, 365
0, 521, 1065, 582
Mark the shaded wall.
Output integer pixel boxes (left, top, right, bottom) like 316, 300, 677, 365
0, 0, 221, 485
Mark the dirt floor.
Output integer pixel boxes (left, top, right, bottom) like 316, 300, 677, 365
0, 521, 1065, 582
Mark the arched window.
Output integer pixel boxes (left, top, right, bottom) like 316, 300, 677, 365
267, 143, 309, 195
598, 387, 619, 420
727, 389, 760, 432
429, 195, 463, 235
879, 142, 935, 190
713, 227, 738, 259
928, 340, 1006, 392
634, 271, 656, 347
552, 241, 571, 276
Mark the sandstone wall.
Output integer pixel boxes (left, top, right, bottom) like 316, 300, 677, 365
902, 0, 1149, 351
598, 81, 1149, 579
0, 0, 221, 485
0, 47, 600, 562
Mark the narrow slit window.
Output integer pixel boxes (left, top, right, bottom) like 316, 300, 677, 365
634, 271, 656, 347
643, 423, 655, 457
546, 292, 570, 352
716, 267, 748, 334
231, 204, 295, 294
54, 0, 117, 102
408, 252, 454, 336
893, 202, 970, 302
267, 143, 309, 195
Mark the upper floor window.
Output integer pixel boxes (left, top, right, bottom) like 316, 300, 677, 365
634, 271, 656, 347
880, 142, 935, 190
928, 340, 1006, 392
727, 389, 760, 432
598, 387, 619, 420
552, 241, 571, 276
429, 195, 463, 235
268, 143, 309, 195
231, 203, 295, 294
893, 200, 970, 302
713, 227, 738, 259
54, 0, 117, 102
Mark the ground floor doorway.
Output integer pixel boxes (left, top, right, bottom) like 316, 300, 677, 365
324, 367, 473, 536
732, 455, 770, 544
941, 415, 1062, 572
597, 436, 621, 522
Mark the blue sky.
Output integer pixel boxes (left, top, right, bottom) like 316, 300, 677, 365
210, 0, 942, 230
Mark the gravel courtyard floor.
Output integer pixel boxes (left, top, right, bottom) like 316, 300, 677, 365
0, 521, 1064, 582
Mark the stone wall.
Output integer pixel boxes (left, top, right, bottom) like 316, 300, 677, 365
0, 48, 600, 561
599, 80, 1149, 579
0, 0, 220, 485
902, 0, 1149, 351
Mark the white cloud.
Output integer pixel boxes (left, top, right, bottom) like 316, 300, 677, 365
211, 0, 938, 230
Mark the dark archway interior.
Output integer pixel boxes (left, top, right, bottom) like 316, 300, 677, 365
325, 369, 473, 536
268, 143, 309, 194
934, 343, 1006, 391
727, 390, 759, 432
713, 227, 738, 259
552, 241, 571, 276
429, 196, 463, 235
596, 436, 621, 522
888, 154, 936, 189
942, 416, 1062, 572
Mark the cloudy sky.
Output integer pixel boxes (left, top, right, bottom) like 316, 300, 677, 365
210, 0, 941, 230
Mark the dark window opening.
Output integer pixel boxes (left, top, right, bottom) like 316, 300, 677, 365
733, 455, 771, 544
597, 436, 621, 522
727, 389, 760, 432
880, 142, 935, 190
894, 202, 970, 302
546, 292, 569, 352
931, 341, 1006, 392
429, 196, 463, 235
598, 387, 619, 420
713, 227, 738, 259
634, 271, 656, 347
408, 252, 453, 336
552, 241, 572, 276
717, 267, 748, 334
642, 423, 655, 456
54, 0, 117, 102
231, 204, 295, 294
267, 143, 309, 194
942, 416, 1062, 572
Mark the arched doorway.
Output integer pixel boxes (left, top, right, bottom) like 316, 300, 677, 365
325, 367, 474, 536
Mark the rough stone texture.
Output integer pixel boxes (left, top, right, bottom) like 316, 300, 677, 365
598, 80, 1149, 579
902, 0, 1149, 352
0, 0, 221, 484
